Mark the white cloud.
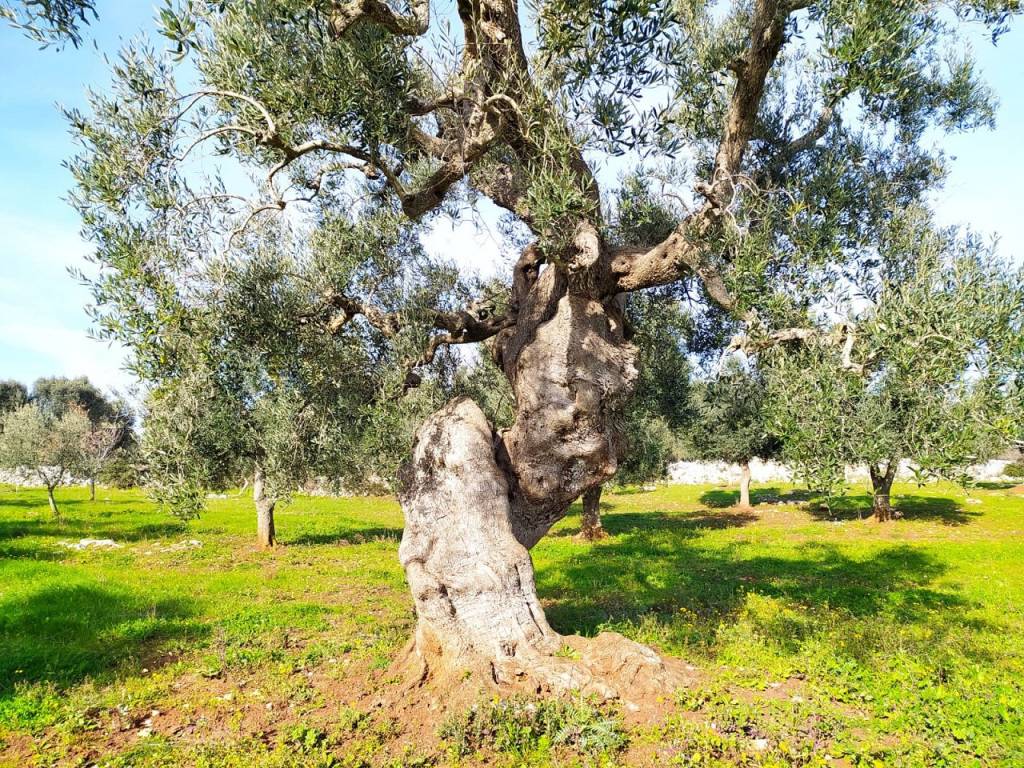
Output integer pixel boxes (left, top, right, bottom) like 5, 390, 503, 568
0, 313, 134, 394
420, 214, 509, 280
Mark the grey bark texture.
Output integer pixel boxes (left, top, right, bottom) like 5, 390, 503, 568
869, 462, 899, 522
739, 461, 752, 508
579, 485, 606, 541
397, 265, 691, 699
253, 467, 277, 547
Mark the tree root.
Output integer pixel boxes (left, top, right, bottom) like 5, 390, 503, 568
392, 630, 698, 715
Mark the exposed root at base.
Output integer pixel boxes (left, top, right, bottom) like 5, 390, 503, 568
388, 631, 700, 722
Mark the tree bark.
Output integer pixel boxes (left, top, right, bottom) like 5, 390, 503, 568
869, 462, 899, 522
46, 485, 60, 519
738, 460, 752, 509
89, 477, 96, 501
253, 467, 276, 548
398, 258, 688, 699
579, 485, 606, 540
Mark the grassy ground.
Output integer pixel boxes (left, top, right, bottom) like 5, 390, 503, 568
1, 481, 1022, 767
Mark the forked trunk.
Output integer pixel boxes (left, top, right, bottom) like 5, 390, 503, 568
869, 462, 899, 522
579, 485, 606, 540
253, 467, 276, 548
46, 486, 60, 519
398, 253, 689, 699
738, 460, 752, 508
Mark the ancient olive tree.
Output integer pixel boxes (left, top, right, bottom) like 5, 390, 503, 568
687, 360, 779, 509
0, 403, 90, 517
764, 209, 1024, 521
69, 0, 1020, 695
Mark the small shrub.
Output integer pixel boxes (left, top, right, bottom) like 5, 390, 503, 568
1003, 461, 1024, 480
438, 695, 626, 758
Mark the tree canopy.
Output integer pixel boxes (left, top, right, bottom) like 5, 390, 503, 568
58, 0, 1024, 690
764, 207, 1024, 517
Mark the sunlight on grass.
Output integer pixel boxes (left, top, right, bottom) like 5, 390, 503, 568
1, 481, 1022, 765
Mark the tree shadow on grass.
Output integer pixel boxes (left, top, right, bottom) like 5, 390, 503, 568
286, 525, 402, 546
814, 493, 979, 526
700, 487, 818, 509
0, 516, 187, 545
550, 507, 758, 539
0, 584, 203, 697
538, 524, 992, 663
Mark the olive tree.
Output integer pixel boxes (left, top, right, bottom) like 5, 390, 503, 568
687, 360, 780, 508
0, 380, 28, 419
0, 403, 90, 517
66, 0, 1020, 695
31, 376, 131, 499
764, 209, 1024, 520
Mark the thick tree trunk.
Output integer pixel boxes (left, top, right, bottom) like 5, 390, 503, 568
869, 462, 899, 522
738, 460, 752, 508
253, 467, 276, 548
579, 485, 606, 540
398, 252, 689, 699
46, 486, 60, 519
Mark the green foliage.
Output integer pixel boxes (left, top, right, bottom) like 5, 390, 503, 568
1002, 461, 1024, 480
0, 380, 28, 417
438, 695, 626, 758
30, 375, 119, 424
687, 360, 779, 466
765, 207, 1024, 497
616, 291, 693, 484
1, 0, 95, 47
0, 404, 91, 494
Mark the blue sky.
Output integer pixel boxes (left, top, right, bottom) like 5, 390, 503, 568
1, 7, 1022, 396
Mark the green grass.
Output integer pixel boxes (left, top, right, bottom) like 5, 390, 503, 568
1, 481, 1022, 766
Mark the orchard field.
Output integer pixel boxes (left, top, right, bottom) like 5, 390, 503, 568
1, 482, 1023, 767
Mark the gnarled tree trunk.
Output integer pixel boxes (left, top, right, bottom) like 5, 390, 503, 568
253, 467, 276, 548
869, 461, 899, 522
738, 460, 752, 508
579, 485, 606, 541
398, 251, 689, 699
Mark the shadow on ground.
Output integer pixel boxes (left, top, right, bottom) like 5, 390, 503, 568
813, 493, 978, 525
699, 487, 818, 509
540, 502, 988, 662
0, 584, 202, 696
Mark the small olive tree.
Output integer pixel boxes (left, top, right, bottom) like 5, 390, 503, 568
686, 360, 780, 508
765, 210, 1024, 520
0, 403, 90, 517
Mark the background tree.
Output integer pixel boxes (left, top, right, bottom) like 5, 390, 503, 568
68, 0, 1021, 694
0, 380, 28, 429
78, 400, 133, 500
31, 375, 116, 422
31, 376, 129, 498
0, 403, 90, 517
764, 209, 1024, 520
687, 360, 780, 508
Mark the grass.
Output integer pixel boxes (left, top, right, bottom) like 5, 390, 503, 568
0, 481, 1022, 766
